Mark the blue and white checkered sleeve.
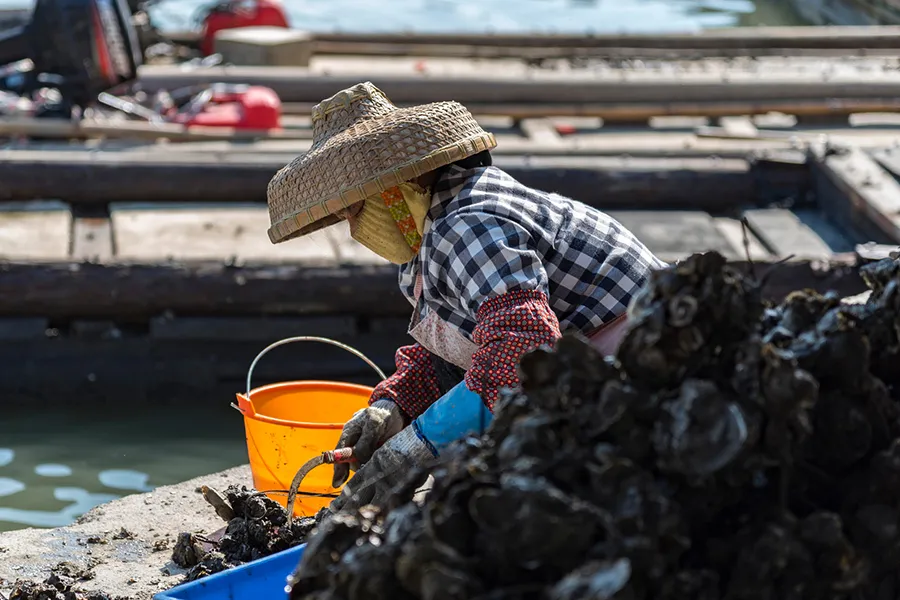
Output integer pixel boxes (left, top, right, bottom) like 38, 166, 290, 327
425, 211, 550, 315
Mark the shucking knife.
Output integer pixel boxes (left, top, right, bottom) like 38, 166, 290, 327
286, 447, 355, 524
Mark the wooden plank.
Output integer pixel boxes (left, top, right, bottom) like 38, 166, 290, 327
813, 146, 900, 243
607, 210, 745, 259
0, 117, 310, 142
109, 204, 338, 263
63, 131, 795, 160
0, 151, 759, 211
519, 119, 565, 147
149, 315, 356, 341
0, 201, 72, 261
167, 26, 900, 51
282, 98, 900, 122
712, 217, 773, 261
69, 320, 121, 339
0, 257, 866, 320
792, 208, 857, 252
149, 332, 413, 384
741, 208, 836, 259
308, 41, 900, 60
135, 66, 900, 106
0, 261, 406, 320
0, 318, 49, 340
717, 116, 760, 138
70, 206, 114, 262
0, 333, 411, 402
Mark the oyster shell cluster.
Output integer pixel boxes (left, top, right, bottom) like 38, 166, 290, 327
289, 251, 900, 600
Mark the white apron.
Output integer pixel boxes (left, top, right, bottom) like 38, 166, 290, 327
406, 273, 479, 371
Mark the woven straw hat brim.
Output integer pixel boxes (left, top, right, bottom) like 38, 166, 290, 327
266, 100, 497, 244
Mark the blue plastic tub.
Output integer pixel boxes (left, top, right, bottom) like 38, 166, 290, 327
154, 544, 306, 600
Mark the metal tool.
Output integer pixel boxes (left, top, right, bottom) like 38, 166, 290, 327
286, 447, 355, 525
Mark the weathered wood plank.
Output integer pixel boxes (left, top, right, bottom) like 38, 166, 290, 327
519, 119, 565, 147
742, 208, 836, 259
717, 116, 761, 138
282, 98, 900, 122
792, 209, 858, 253
0, 152, 758, 211
0, 117, 309, 142
0, 201, 72, 261
606, 211, 744, 259
110, 204, 338, 263
0, 334, 411, 402
813, 146, 900, 243
0, 261, 406, 319
149, 315, 357, 341
309, 42, 900, 60
712, 217, 773, 261
135, 66, 900, 106
0, 318, 49, 340
167, 26, 900, 51
70, 206, 114, 262
0, 256, 866, 320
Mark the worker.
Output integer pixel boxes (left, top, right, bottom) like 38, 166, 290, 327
265, 81, 668, 514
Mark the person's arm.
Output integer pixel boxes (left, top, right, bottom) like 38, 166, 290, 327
426, 211, 562, 412
330, 341, 444, 488
465, 288, 561, 410
370, 342, 443, 420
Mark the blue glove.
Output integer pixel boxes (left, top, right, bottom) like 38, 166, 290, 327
412, 380, 493, 457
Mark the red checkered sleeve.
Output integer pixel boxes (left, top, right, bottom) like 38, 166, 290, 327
464, 289, 562, 411
370, 342, 442, 420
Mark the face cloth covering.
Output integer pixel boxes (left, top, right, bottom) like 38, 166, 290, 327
346, 182, 432, 265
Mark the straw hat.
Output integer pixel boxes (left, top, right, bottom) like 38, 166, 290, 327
266, 81, 497, 244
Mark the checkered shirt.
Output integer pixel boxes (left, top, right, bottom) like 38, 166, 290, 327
398, 164, 669, 338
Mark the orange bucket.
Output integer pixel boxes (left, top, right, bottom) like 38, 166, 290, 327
233, 337, 386, 517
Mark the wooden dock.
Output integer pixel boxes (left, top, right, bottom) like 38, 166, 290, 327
2, 34, 900, 404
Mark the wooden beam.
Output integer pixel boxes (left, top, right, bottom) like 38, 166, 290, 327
0, 201, 72, 261
0, 261, 406, 320
148, 315, 357, 341
741, 208, 836, 259
0, 333, 409, 400
812, 145, 900, 244
281, 98, 900, 122
0, 151, 759, 211
0, 256, 867, 320
135, 66, 900, 106
308, 41, 900, 60
164, 26, 900, 51
0, 117, 307, 142
0, 318, 49, 341
70, 205, 114, 262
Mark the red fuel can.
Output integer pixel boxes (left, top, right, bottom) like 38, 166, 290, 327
200, 0, 290, 56
171, 85, 283, 130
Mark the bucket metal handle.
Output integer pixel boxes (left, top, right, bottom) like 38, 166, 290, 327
232, 336, 388, 412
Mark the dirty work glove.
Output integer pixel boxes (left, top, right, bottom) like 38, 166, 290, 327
329, 424, 435, 514
332, 399, 405, 488
328, 381, 493, 515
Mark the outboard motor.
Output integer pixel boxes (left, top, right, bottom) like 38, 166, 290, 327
0, 0, 142, 109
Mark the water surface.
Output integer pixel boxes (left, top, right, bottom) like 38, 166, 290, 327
3, 0, 807, 33
0, 404, 247, 532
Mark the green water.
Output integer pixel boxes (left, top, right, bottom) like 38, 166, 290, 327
0, 404, 248, 533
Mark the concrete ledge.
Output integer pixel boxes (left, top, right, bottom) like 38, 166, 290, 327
0, 465, 252, 600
